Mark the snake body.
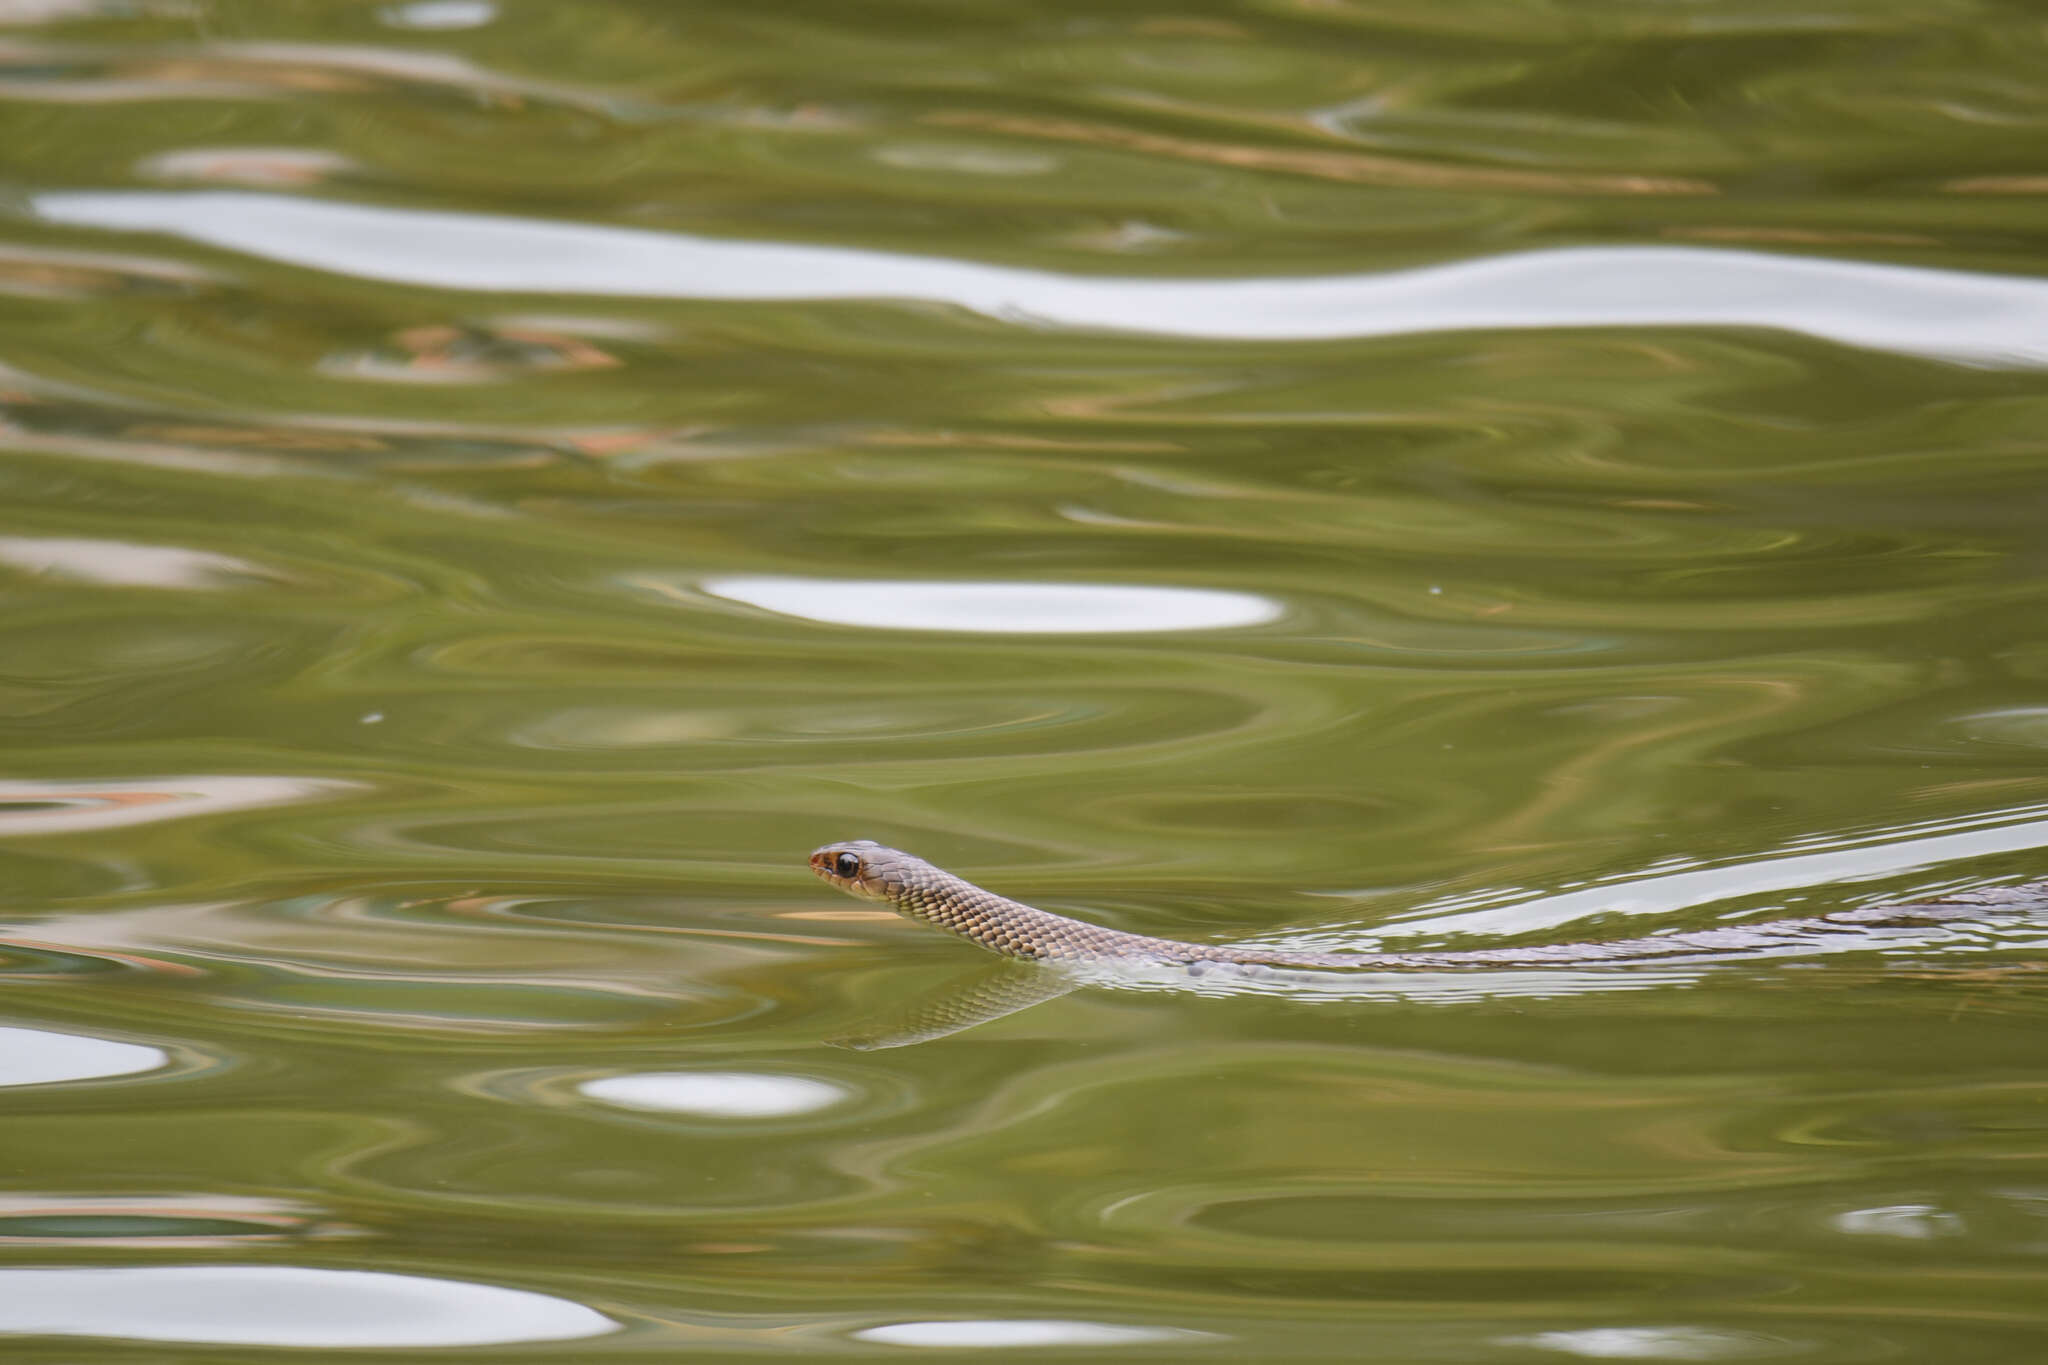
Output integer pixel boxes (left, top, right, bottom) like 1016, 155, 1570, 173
810, 840, 1996, 972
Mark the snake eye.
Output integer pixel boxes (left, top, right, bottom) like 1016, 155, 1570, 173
833, 852, 861, 878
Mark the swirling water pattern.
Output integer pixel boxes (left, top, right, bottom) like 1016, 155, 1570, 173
1, 0, 2047, 1358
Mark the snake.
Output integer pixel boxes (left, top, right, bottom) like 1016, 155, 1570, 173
802, 843, 2015, 970
810, 840, 2001, 973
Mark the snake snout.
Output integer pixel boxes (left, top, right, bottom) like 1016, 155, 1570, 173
808, 845, 852, 882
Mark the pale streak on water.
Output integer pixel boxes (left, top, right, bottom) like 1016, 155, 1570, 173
1318, 802, 2048, 938
34, 191, 2048, 366
1, 1, 2046, 1360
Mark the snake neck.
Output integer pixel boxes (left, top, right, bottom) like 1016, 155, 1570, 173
886, 866, 1328, 966
887, 868, 1080, 960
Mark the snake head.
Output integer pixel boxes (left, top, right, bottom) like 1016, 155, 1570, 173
810, 840, 897, 900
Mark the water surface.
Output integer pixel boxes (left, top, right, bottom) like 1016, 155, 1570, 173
3, 0, 2048, 1359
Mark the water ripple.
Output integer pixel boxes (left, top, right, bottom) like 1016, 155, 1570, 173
0, 776, 356, 835
4, 6, 2047, 1356
852, 1319, 1215, 1348
698, 574, 1280, 634
0, 1024, 165, 1086
28, 892, 762, 1034
1357, 803, 2048, 943
580, 1070, 849, 1119
1503, 1326, 1796, 1360
0, 1266, 614, 1347
35, 192, 2048, 365
0, 534, 287, 588
0, 1195, 353, 1247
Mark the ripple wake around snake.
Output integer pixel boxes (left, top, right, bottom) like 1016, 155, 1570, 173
810, 840, 2022, 976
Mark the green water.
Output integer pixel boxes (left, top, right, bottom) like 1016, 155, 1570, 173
3, 0, 2048, 1358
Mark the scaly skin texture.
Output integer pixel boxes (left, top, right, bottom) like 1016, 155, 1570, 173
809, 840, 1996, 971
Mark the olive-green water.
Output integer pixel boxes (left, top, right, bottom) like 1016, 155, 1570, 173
3, 0, 2048, 1359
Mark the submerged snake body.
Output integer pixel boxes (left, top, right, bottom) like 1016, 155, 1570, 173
810, 840, 1997, 972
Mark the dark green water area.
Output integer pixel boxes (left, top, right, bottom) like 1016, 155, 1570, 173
3, 0, 2048, 1358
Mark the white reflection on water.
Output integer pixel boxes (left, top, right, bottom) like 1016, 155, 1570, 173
34, 190, 2048, 367
1833, 1203, 1964, 1239
580, 1071, 846, 1118
0, 1027, 165, 1088
1332, 802, 2048, 942
0, 536, 276, 589
0, 775, 354, 836
853, 1319, 1215, 1348
0, 1266, 612, 1347
1504, 1326, 1793, 1360
380, 0, 495, 28
699, 575, 1280, 633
